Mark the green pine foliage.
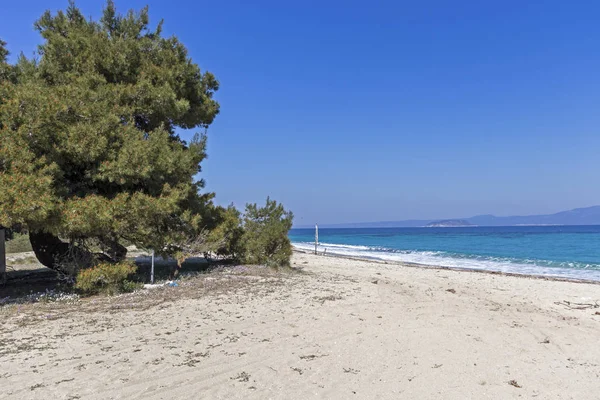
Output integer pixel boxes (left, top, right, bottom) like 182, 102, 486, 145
242, 198, 294, 268
74, 261, 139, 296
207, 205, 245, 260
0, 1, 219, 267
0, 39, 10, 81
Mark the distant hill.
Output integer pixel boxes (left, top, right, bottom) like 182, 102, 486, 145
425, 219, 474, 227
297, 206, 600, 228
466, 206, 600, 226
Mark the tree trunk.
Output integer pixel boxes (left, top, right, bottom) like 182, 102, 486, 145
30, 232, 127, 274
29, 231, 73, 271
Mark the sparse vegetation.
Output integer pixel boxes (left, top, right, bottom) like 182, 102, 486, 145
6, 233, 33, 254
231, 371, 251, 382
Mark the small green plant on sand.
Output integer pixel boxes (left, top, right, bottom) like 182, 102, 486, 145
75, 262, 140, 296
242, 197, 294, 268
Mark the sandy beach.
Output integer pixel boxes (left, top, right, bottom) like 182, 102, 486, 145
2, 251, 600, 399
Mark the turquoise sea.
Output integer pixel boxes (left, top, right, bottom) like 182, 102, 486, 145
289, 226, 600, 281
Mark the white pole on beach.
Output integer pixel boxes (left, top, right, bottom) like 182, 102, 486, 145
315, 224, 318, 255
151, 250, 155, 284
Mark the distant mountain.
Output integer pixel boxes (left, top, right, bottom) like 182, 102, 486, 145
425, 219, 474, 227
466, 206, 600, 226
297, 206, 600, 228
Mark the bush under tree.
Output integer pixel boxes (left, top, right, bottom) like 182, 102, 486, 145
74, 261, 139, 295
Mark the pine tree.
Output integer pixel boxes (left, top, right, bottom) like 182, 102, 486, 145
0, 1, 219, 272
243, 198, 294, 268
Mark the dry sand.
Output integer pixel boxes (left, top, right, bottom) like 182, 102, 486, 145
2, 251, 600, 399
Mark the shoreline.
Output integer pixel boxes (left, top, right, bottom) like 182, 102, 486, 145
293, 248, 600, 286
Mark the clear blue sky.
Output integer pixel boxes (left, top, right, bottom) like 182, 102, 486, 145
2, 1, 600, 225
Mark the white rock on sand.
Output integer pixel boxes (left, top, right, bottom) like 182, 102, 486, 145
2, 251, 600, 399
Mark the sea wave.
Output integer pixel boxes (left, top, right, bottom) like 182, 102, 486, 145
292, 241, 600, 281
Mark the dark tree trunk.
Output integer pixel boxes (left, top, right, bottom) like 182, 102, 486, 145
30, 232, 127, 273
29, 231, 73, 271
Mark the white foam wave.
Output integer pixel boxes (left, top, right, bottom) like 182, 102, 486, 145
292, 242, 600, 281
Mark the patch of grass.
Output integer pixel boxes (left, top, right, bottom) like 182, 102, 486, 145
6, 233, 32, 254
